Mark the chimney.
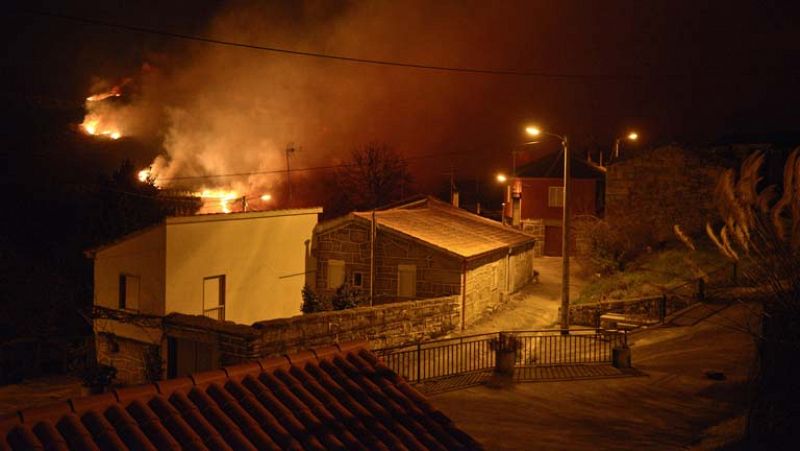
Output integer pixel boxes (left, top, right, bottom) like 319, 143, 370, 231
451, 189, 460, 208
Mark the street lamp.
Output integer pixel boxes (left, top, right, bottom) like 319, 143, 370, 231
613, 131, 639, 160
526, 125, 571, 334
496, 173, 510, 224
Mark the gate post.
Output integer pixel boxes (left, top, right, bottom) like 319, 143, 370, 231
416, 342, 421, 383
493, 332, 517, 377
612, 331, 631, 369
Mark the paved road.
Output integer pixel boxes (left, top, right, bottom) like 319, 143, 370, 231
459, 257, 589, 334
432, 300, 755, 450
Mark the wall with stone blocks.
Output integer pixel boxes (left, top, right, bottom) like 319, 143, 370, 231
568, 283, 701, 327
314, 221, 462, 303
95, 333, 159, 386
521, 219, 545, 257
605, 146, 726, 242
95, 295, 460, 385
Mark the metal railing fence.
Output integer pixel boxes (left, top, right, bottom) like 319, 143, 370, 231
373, 328, 627, 384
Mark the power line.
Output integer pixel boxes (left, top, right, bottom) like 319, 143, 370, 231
155, 150, 471, 182
25, 9, 635, 80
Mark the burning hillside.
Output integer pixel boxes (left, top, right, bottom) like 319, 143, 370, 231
79, 78, 279, 215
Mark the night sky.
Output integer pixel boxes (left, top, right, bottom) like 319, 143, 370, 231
3, 0, 800, 193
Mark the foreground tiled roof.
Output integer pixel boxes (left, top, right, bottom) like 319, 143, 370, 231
0, 342, 480, 450
353, 197, 534, 259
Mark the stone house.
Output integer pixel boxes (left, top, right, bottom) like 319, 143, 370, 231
503, 152, 605, 256
605, 145, 728, 242
312, 196, 536, 328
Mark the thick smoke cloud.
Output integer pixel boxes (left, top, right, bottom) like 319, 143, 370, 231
95, 1, 547, 203
81, 0, 800, 206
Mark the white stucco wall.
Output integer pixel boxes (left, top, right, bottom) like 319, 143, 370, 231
164, 209, 320, 324
92, 225, 166, 315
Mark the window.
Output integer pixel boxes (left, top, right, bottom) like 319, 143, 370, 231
352, 271, 364, 288
118, 274, 140, 311
548, 186, 564, 207
203, 275, 226, 320
397, 264, 417, 297
327, 260, 345, 289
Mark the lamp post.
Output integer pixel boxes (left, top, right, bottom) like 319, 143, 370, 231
612, 132, 638, 160
526, 126, 570, 333
496, 173, 509, 224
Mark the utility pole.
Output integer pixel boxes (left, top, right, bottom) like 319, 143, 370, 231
285, 143, 295, 206
370, 209, 376, 307
561, 137, 571, 334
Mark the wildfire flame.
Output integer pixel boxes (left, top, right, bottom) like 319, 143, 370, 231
196, 189, 240, 214
86, 90, 121, 102
138, 168, 151, 183
80, 86, 124, 140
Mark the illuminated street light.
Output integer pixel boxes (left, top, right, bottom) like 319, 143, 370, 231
613, 131, 640, 159
496, 173, 508, 183
260, 194, 272, 201
523, 125, 570, 334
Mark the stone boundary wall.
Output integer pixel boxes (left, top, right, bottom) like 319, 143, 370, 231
94, 295, 460, 383
568, 281, 702, 327
248, 295, 461, 356
95, 333, 157, 385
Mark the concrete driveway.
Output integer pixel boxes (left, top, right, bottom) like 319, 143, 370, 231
461, 257, 589, 334
431, 300, 755, 450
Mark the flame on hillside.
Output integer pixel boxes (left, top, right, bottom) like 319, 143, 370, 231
80, 85, 126, 140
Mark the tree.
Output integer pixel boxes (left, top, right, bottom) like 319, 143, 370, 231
300, 285, 327, 314
331, 284, 361, 310
704, 149, 800, 447
329, 143, 412, 215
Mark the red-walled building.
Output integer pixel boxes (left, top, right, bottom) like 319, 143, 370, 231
504, 152, 605, 256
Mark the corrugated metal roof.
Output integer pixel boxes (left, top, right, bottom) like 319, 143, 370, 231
352, 197, 535, 259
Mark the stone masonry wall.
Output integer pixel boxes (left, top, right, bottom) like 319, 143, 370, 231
605, 146, 726, 242
249, 295, 461, 354
95, 333, 159, 386
521, 219, 545, 257
568, 281, 703, 327
508, 245, 535, 293
96, 296, 460, 384
464, 252, 506, 325
314, 220, 462, 303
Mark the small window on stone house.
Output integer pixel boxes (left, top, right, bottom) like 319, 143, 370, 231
548, 186, 564, 207
352, 271, 364, 288
119, 274, 140, 311
327, 260, 346, 289
398, 264, 417, 298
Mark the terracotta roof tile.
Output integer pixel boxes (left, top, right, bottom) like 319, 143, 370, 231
114, 384, 159, 405
349, 197, 534, 259
0, 342, 481, 450
154, 377, 194, 397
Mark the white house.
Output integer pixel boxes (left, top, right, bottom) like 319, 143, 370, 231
87, 207, 322, 325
